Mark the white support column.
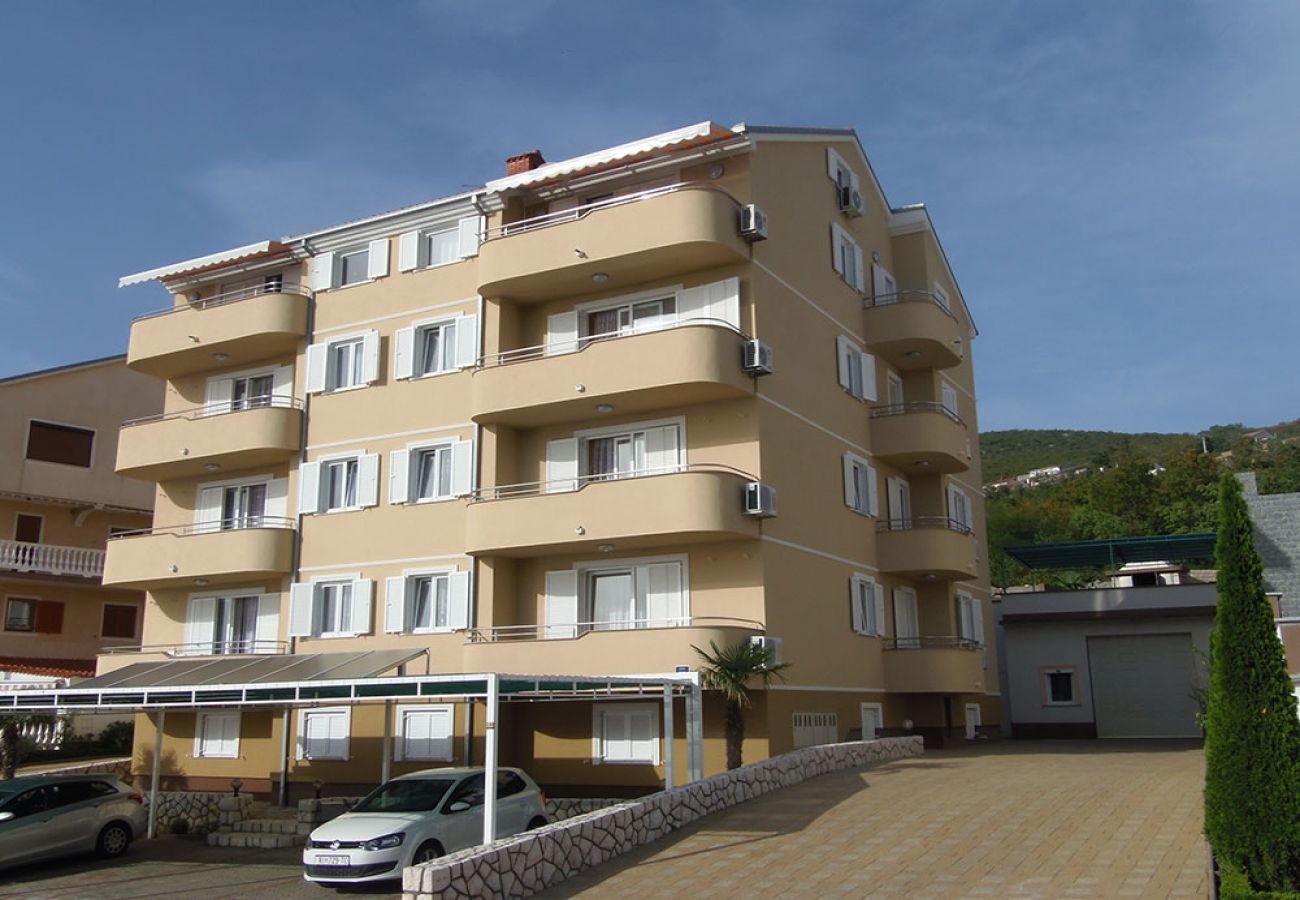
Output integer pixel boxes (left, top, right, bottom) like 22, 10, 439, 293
662, 684, 675, 790
481, 674, 499, 847
147, 709, 165, 839
381, 700, 393, 784
687, 678, 704, 783
463, 701, 473, 766
277, 707, 291, 807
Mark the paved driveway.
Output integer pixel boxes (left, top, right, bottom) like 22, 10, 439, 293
544, 740, 1208, 899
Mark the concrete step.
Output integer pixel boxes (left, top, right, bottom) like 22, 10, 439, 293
243, 802, 299, 820
229, 818, 312, 836
207, 831, 305, 849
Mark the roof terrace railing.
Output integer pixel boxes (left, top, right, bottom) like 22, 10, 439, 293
467, 615, 765, 643
108, 517, 296, 540
133, 282, 310, 323
122, 396, 302, 428
483, 182, 741, 241
876, 515, 974, 536
0, 540, 105, 579
102, 640, 290, 657
865, 289, 958, 319
471, 462, 755, 503
870, 401, 965, 426
883, 635, 981, 651
475, 317, 747, 369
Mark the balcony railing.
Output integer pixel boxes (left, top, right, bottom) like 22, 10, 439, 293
884, 635, 981, 651
472, 462, 754, 502
477, 317, 746, 368
870, 401, 964, 427
877, 515, 973, 536
132, 282, 311, 322
122, 396, 300, 428
109, 517, 296, 540
468, 615, 765, 643
102, 640, 289, 657
0, 540, 105, 579
866, 289, 958, 318
484, 182, 737, 241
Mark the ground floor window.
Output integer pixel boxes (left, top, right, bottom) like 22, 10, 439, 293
592, 703, 660, 765
298, 707, 350, 761
194, 711, 240, 759
1042, 667, 1078, 705
395, 705, 454, 761
793, 712, 838, 749
101, 603, 139, 639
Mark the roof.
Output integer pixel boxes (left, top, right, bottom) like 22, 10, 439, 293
118, 240, 294, 289
76, 649, 426, 690
1003, 534, 1218, 571
0, 657, 95, 679
0, 354, 126, 387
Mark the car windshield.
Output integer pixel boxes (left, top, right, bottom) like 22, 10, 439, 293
351, 778, 457, 813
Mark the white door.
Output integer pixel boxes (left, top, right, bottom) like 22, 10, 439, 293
591, 571, 635, 630
964, 704, 981, 740
886, 477, 911, 529
860, 703, 883, 741
892, 588, 919, 648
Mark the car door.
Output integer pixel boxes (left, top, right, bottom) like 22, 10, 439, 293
42, 782, 115, 856
494, 772, 530, 837
0, 787, 55, 867
438, 774, 486, 853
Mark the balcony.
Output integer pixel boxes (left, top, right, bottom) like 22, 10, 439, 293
883, 637, 985, 693
127, 286, 309, 378
0, 540, 104, 580
870, 403, 970, 474
472, 323, 753, 427
116, 400, 302, 481
464, 617, 764, 676
477, 184, 749, 302
466, 466, 760, 557
96, 641, 289, 676
876, 517, 978, 582
102, 519, 294, 590
864, 292, 964, 370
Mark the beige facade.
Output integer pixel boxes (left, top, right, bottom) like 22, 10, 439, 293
0, 357, 159, 681
112, 121, 997, 796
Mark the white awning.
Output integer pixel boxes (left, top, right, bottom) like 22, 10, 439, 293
119, 240, 291, 288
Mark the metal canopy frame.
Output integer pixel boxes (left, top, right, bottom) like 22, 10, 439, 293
1003, 533, 1217, 572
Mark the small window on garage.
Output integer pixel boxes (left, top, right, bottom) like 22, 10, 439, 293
26, 421, 95, 467
1042, 668, 1078, 706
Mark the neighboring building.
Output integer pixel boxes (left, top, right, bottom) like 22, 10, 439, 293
0, 356, 160, 690
996, 535, 1216, 739
1239, 472, 1300, 690
90, 120, 994, 797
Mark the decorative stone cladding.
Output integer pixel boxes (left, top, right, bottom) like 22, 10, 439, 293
403, 736, 923, 899
150, 792, 249, 835
33, 757, 131, 778
545, 798, 623, 821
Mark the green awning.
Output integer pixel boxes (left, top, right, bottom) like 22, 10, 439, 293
1003, 533, 1217, 571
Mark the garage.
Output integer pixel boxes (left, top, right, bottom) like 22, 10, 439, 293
1088, 633, 1200, 738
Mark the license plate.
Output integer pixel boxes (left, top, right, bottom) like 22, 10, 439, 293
316, 855, 350, 866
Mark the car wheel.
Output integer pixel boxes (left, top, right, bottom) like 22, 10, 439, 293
96, 822, 133, 858
527, 816, 548, 830
412, 840, 445, 865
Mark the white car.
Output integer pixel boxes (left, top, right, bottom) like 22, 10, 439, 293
303, 767, 550, 884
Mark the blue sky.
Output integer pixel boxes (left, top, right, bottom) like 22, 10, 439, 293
1, 1, 1296, 434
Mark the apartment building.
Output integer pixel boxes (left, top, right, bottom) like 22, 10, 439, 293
0, 356, 159, 687
100, 121, 995, 797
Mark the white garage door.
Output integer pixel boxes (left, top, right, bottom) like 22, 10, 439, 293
1087, 634, 1199, 738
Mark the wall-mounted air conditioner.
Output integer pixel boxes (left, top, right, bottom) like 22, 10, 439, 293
748, 635, 783, 666
744, 481, 776, 517
742, 339, 774, 375
739, 204, 769, 241
839, 186, 865, 217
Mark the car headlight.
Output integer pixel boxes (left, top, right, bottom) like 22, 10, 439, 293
361, 832, 405, 852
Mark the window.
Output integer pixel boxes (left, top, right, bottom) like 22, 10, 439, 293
324, 459, 358, 510
395, 705, 453, 761
396, 217, 481, 273
792, 712, 838, 749
328, 338, 365, 390
893, 587, 920, 647
389, 440, 472, 504
305, 331, 380, 394
829, 223, 865, 292
947, 485, 972, 532
231, 373, 275, 409
827, 147, 860, 193
835, 336, 877, 401
26, 421, 94, 467
933, 282, 952, 312
545, 420, 682, 493
393, 313, 477, 379
544, 558, 686, 638
203, 367, 291, 416
849, 575, 885, 637
872, 263, 898, 305
4, 598, 34, 632
424, 228, 460, 268
318, 582, 354, 636
195, 476, 285, 533
298, 707, 350, 760
956, 592, 984, 646
195, 711, 240, 759
941, 380, 959, 418
338, 247, 370, 287
186, 594, 275, 655
886, 373, 905, 408
842, 453, 879, 517
416, 320, 458, 376
222, 482, 267, 529
1043, 668, 1077, 706
14, 514, 41, 543
289, 578, 373, 639
384, 570, 469, 634
300, 453, 379, 514
593, 703, 659, 764
582, 294, 676, 341
101, 604, 139, 640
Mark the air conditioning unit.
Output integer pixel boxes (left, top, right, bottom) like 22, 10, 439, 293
748, 635, 783, 667
738, 204, 769, 241
741, 339, 774, 375
743, 481, 776, 517
839, 185, 865, 217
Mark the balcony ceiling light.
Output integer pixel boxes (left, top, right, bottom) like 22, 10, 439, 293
904, 350, 922, 359
595, 403, 614, 413
205, 463, 221, 471
213, 352, 230, 361
597, 544, 614, 553
194, 578, 209, 586
591, 272, 609, 283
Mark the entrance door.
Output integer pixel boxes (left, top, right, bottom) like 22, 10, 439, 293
860, 703, 883, 741
964, 703, 981, 739
590, 571, 635, 631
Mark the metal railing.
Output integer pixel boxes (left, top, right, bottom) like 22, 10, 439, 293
870, 401, 965, 427
865, 289, 958, 319
884, 635, 981, 651
483, 182, 740, 241
471, 462, 755, 502
133, 282, 310, 322
108, 517, 296, 540
876, 515, 974, 536
467, 615, 765, 643
102, 640, 289, 657
0, 540, 105, 578
476, 317, 746, 369
122, 396, 302, 428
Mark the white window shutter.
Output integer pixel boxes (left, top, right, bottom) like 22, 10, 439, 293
836, 336, 853, 392
644, 425, 680, 473
545, 311, 579, 356
829, 224, 845, 275
448, 570, 470, 630
203, 378, 233, 416
849, 580, 864, 634
288, 583, 315, 637
451, 439, 474, 497
972, 598, 985, 647
710, 277, 741, 329
384, 576, 407, 633
872, 264, 895, 303
853, 245, 866, 293
398, 230, 420, 272
867, 463, 880, 517
195, 485, 223, 533
455, 314, 478, 368
826, 147, 841, 181
458, 215, 482, 258
860, 351, 878, 401
255, 594, 280, 653
360, 330, 381, 384
388, 449, 410, 504
872, 583, 886, 637
265, 477, 289, 520
311, 252, 334, 292
305, 344, 328, 394
544, 570, 579, 639
297, 462, 322, 515
367, 238, 389, 279
357, 453, 380, 508
272, 365, 294, 405
546, 438, 578, 492
394, 327, 415, 380
350, 579, 373, 636
185, 596, 216, 655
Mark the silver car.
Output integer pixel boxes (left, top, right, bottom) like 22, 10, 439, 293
0, 774, 148, 870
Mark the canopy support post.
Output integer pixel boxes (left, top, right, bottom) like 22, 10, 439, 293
687, 678, 704, 783
147, 709, 165, 839
663, 684, 675, 790
381, 700, 393, 784
482, 674, 499, 847
278, 707, 291, 806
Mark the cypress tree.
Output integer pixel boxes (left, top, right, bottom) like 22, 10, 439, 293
1204, 474, 1300, 890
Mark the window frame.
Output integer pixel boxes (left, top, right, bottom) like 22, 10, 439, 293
591, 702, 661, 765
394, 703, 455, 762
1041, 667, 1079, 707
25, 419, 96, 468
572, 415, 685, 481
319, 454, 362, 513
297, 706, 351, 761
572, 553, 690, 631
13, 513, 43, 544
100, 603, 139, 640
412, 318, 460, 378
844, 452, 878, 518
336, 246, 371, 288
194, 710, 241, 759
315, 580, 355, 638
325, 336, 367, 392
3, 597, 36, 633
849, 574, 884, 637
422, 226, 461, 270
406, 571, 454, 633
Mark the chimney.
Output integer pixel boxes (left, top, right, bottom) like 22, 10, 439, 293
506, 150, 546, 176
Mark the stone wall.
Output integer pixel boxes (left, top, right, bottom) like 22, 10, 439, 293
545, 798, 622, 821
32, 757, 130, 778
149, 792, 249, 835
403, 736, 923, 899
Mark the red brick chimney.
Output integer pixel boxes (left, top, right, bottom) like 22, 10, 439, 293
506, 150, 546, 176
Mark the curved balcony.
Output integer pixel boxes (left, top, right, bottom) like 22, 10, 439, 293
876, 517, 978, 582
116, 401, 302, 481
472, 323, 753, 427
870, 403, 970, 474
128, 287, 308, 378
464, 617, 764, 677
883, 637, 985, 693
102, 519, 294, 590
864, 292, 964, 371
477, 184, 749, 302
465, 466, 760, 557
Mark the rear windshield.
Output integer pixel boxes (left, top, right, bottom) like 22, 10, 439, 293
352, 778, 457, 813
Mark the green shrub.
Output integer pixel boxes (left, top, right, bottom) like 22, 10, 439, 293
97, 721, 134, 754
1221, 858, 1300, 899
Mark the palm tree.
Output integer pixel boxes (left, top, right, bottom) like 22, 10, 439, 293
693, 640, 789, 770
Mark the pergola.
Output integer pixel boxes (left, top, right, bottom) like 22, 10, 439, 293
0, 650, 704, 845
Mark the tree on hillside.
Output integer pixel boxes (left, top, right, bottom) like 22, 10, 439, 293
1203, 474, 1300, 891
693, 640, 789, 770
1153, 449, 1222, 534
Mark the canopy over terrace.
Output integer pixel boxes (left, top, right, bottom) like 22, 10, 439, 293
1003, 533, 1217, 572
1, 650, 702, 844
